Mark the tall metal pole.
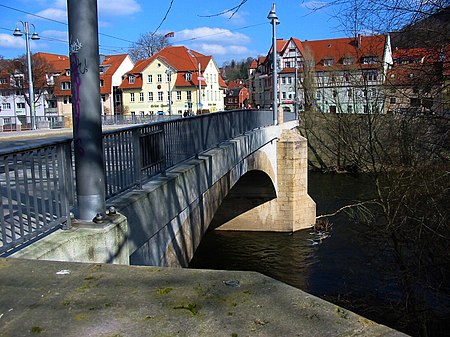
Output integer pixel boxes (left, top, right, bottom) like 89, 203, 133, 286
67, 0, 106, 221
294, 54, 299, 119
166, 68, 172, 115
268, 3, 279, 125
198, 62, 202, 113
23, 23, 36, 130
14, 21, 39, 130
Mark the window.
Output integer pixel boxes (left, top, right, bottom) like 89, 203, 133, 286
2, 103, 11, 110
148, 92, 153, 102
101, 94, 106, 102
347, 105, 353, 113
342, 57, 353, 65
0, 78, 7, 84
166, 73, 171, 82
167, 91, 171, 101
130, 93, 135, 102
158, 91, 163, 101
16, 102, 25, 109
128, 75, 135, 84
333, 90, 337, 98
176, 91, 181, 100
61, 82, 71, 90
287, 77, 292, 84
63, 96, 72, 104
100, 79, 104, 87
157, 74, 162, 83
185, 73, 192, 81
323, 58, 334, 66
187, 91, 192, 100
147, 74, 152, 83
362, 56, 379, 64
347, 89, 352, 97
390, 97, 396, 104
139, 92, 144, 102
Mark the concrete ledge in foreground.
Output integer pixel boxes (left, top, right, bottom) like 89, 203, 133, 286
0, 258, 408, 337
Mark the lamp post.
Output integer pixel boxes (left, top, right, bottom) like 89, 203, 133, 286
13, 21, 40, 130
187, 49, 203, 113
267, 3, 279, 125
166, 68, 173, 115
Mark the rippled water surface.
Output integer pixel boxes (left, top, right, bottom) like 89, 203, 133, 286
189, 172, 450, 337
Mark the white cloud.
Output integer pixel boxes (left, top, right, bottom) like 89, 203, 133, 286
98, 0, 141, 16
33, 8, 67, 22
192, 42, 251, 58
0, 34, 25, 49
41, 30, 68, 41
177, 27, 251, 45
220, 11, 249, 26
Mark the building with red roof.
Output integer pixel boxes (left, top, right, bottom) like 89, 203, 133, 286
39, 53, 134, 121
118, 46, 226, 115
385, 46, 449, 114
250, 34, 393, 114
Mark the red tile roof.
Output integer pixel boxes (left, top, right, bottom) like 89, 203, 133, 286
302, 35, 387, 71
119, 46, 226, 90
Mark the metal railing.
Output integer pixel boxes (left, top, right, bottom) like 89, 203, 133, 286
0, 109, 273, 256
0, 139, 74, 256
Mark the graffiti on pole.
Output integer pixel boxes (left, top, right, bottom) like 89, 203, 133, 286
69, 37, 88, 156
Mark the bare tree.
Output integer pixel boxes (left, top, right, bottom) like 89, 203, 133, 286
128, 32, 172, 62
3, 53, 54, 110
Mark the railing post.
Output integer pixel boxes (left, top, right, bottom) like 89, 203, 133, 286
132, 128, 142, 189
58, 144, 72, 230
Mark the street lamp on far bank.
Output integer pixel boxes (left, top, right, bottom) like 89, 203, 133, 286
268, 3, 279, 125
13, 21, 40, 130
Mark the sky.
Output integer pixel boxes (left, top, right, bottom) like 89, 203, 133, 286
0, 0, 346, 66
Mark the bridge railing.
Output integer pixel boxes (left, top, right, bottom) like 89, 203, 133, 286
0, 109, 273, 255
0, 140, 74, 256
103, 109, 273, 198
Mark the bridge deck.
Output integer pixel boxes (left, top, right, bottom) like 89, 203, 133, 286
0, 258, 407, 337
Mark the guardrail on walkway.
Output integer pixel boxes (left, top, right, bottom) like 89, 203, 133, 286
0, 109, 275, 256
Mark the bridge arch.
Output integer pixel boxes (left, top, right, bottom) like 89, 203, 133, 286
209, 170, 277, 230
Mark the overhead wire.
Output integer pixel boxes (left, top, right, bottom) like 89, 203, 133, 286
0, 2, 267, 56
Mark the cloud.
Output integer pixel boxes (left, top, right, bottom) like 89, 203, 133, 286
220, 11, 249, 26
191, 42, 251, 59
98, 0, 141, 16
177, 27, 251, 45
33, 8, 67, 22
41, 30, 68, 41
0, 34, 25, 49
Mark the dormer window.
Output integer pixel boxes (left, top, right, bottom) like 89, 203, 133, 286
185, 72, 192, 81
128, 75, 135, 84
362, 56, 379, 64
342, 57, 353, 65
323, 58, 334, 66
61, 81, 71, 90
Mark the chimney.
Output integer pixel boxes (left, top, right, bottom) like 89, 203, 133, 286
357, 34, 362, 48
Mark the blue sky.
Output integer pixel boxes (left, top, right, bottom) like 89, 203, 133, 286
0, 0, 345, 66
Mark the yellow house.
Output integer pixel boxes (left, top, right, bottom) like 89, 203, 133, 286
119, 46, 227, 116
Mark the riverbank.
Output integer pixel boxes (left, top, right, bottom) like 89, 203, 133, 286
0, 258, 407, 337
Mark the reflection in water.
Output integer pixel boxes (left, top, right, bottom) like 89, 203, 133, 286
189, 172, 449, 337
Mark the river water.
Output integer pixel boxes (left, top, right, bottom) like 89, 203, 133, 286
189, 172, 449, 337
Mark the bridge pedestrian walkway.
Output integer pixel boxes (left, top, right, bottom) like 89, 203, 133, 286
0, 258, 408, 337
